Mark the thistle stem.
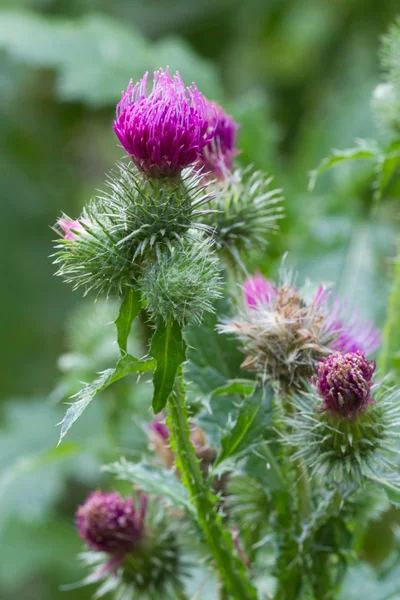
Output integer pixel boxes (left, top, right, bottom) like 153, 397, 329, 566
167, 368, 258, 600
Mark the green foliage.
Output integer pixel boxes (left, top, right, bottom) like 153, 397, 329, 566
381, 18, 400, 90
105, 458, 196, 517
115, 288, 142, 355
379, 241, 400, 379
150, 320, 186, 413
58, 353, 155, 443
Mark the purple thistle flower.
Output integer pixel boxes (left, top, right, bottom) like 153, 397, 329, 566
313, 351, 376, 418
114, 68, 216, 178
197, 101, 239, 179
243, 273, 278, 308
58, 218, 89, 241
76, 491, 147, 554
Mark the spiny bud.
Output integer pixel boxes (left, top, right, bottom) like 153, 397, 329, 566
203, 168, 284, 261
76, 491, 147, 554
313, 351, 375, 418
138, 239, 222, 326
114, 68, 215, 178
75, 492, 186, 598
52, 163, 215, 296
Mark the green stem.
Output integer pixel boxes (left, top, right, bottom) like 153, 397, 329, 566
379, 237, 400, 377
167, 368, 258, 600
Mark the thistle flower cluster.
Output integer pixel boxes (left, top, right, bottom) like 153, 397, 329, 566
75, 491, 184, 598
220, 273, 380, 389
285, 351, 400, 486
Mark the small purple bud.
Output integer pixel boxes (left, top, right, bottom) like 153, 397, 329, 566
243, 273, 278, 308
114, 68, 216, 178
58, 218, 89, 241
313, 351, 376, 418
197, 101, 239, 179
76, 491, 147, 554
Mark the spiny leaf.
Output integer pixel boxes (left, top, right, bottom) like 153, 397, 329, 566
369, 475, 400, 508
105, 458, 195, 517
58, 354, 155, 444
215, 384, 274, 466
308, 140, 378, 191
115, 288, 142, 354
150, 320, 186, 413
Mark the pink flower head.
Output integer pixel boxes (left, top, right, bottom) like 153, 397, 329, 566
76, 491, 147, 554
313, 351, 376, 418
58, 218, 89, 241
114, 68, 216, 178
315, 286, 381, 356
197, 100, 239, 179
243, 273, 278, 308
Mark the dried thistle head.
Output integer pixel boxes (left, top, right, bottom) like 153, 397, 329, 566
219, 272, 380, 390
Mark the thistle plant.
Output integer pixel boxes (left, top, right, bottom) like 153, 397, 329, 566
49, 54, 400, 600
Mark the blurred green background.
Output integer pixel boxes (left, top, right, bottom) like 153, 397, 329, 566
1, 0, 400, 598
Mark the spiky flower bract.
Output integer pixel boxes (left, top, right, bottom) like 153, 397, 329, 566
203, 168, 284, 261
114, 68, 215, 178
138, 239, 222, 326
53, 163, 215, 296
284, 378, 400, 487
313, 351, 375, 418
76, 491, 147, 554
220, 273, 380, 389
75, 492, 187, 599
197, 101, 239, 179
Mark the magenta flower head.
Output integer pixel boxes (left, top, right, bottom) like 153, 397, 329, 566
57, 218, 89, 241
243, 273, 278, 308
313, 351, 376, 418
76, 491, 147, 554
114, 68, 216, 178
197, 100, 239, 179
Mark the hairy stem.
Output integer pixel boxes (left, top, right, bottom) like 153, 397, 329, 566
167, 368, 258, 600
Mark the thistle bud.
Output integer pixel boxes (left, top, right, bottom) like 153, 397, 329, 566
138, 239, 222, 326
114, 68, 215, 178
76, 491, 147, 554
75, 491, 185, 598
313, 351, 375, 418
57, 217, 89, 241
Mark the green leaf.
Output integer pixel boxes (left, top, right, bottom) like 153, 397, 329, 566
308, 139, 378, 191
374, 143, 400, 201
150, 320, 186, 414
115, 288, 142, 354
211, 379, 256, 397
370, 476, 400, 508
105, 458, 196, 517
215, 385, 274, 466
58, 353, 155, 444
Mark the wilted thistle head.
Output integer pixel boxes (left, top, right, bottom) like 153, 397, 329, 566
76, 491, 147, 554
114, 68, 215, 178
202, 168, 284, 261
138, 239, 222, 326
197, 101, 239, 179
220, 273, 380, 389
313, 351, 375, 418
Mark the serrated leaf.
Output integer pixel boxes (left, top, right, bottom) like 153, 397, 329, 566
150, 320, 186, 414
308, 140, 378, 191
215, 385, 274, 466
105, 458, 195, 517
115, 288, 142, 354
58, 353, 155, 443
